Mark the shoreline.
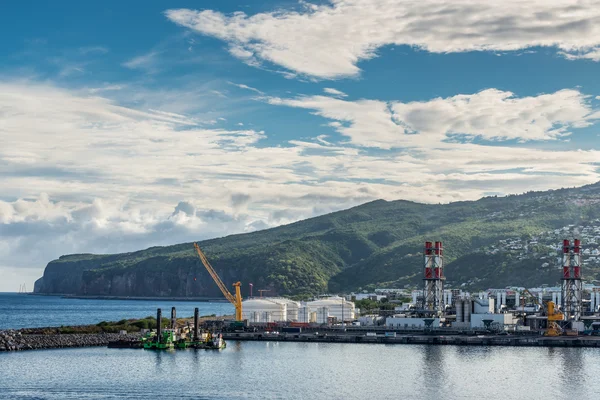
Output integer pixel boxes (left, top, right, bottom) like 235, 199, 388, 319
27, 293, 228, 302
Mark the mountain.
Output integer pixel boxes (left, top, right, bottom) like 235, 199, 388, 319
34, 182, 600, 298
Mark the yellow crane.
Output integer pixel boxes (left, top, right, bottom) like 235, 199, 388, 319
193, 243, 243, 321
523, 288, 563, 336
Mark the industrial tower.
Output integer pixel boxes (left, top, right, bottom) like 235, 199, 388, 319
561, 239, 583, 323
423, 241, 445, 315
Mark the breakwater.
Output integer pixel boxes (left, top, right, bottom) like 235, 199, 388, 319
0, 329, 141, 352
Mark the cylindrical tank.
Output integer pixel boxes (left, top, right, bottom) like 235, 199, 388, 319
456, 299, 464, 323
242, 298, 287, 321
309, 312, 317, 323
316, 307, 329, 324
590, 292, 596, 313
463, 300, 471, 323
596, 292, 600, 311
297, 307, 310, 323
307, 297, 355, 322
501, 292, 506, 306
412, 291, 419, 305
496, 293, 502, 312
262, 311, 272, 323
268, 298, 300, 321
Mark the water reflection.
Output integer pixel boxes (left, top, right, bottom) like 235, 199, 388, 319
557, 348, 584, 397
419, 345, 446, 398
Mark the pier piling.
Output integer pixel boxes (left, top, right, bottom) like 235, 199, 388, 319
194, 308, 199, 341
156, 308, 162, 343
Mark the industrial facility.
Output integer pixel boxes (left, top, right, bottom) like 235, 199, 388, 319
194, 239, 600, 338
379, 239, 600, 336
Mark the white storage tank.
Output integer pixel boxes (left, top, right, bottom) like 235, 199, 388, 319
242, 298, 287, 322
297, 306, 311, 323
262, 311, 272, 323
269, 298, 301, 321
307, 297, 355, 322
250, 311, 261, 323
316, 307, 329, 324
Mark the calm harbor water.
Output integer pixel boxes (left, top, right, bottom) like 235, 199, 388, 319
0, 293, 233, 329
1, 342, 600, 399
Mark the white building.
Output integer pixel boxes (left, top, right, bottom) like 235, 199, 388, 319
358, 315, 384, 326
470, 313, 516, 329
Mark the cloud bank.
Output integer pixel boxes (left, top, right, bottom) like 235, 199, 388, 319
1, 81, 599, 287
166, 0, 600, 79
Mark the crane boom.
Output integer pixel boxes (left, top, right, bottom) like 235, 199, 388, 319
193, 243, 243, 321
522, 288, 563, 336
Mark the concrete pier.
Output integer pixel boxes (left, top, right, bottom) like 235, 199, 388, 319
222, 331, 600, 348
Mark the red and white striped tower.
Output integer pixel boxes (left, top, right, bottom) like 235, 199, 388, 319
423, 241, 445, 315
561, 239, 583, 323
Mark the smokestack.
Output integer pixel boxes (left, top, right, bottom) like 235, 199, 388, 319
574, 239, 582, 278
171, 307, 177, 330
194, 307, 199, 341
157, 308, 162, 343
563, 239, 570, 279
424, 241, 433, 279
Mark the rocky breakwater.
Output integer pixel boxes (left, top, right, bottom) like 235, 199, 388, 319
0, 329, 142, 352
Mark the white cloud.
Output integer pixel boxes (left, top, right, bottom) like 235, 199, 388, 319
165, 1, 600, 79
123, 51, 161, 72
2, 81, 600, 290
268, 89, 600, 148
88, 84, 124, 94
323, 88, 347, 97
227, 81, 264, 95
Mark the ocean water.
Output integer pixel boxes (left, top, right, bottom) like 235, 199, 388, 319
0, 293, 234, 329
1, 342, 599, 399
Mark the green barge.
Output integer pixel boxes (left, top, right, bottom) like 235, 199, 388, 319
138, 307, 226, 350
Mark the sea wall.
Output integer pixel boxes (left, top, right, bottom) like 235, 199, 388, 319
0, 330, 141, 352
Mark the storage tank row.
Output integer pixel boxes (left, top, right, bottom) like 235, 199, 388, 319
242, 296, 355, 323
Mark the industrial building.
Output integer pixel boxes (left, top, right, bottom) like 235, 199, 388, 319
234, 238, 600, 337
380, 239, 600, 335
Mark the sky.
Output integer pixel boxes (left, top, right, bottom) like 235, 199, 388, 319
2, 0, 600, 291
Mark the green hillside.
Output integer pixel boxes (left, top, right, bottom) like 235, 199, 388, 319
35, 182, 600, 297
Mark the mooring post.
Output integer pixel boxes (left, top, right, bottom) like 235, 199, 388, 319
194, 307, 199, 341
157, 308, 162, 343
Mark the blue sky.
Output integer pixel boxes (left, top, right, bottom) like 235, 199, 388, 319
2, 0, 600, 290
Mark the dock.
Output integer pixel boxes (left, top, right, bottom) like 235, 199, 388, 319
222, 331, 600, 348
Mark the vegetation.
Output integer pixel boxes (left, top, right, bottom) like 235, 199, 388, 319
353, 299, 396, 314
37, 182, 600, 296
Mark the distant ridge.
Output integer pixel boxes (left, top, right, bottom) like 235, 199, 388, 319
35, 182, 600, 298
